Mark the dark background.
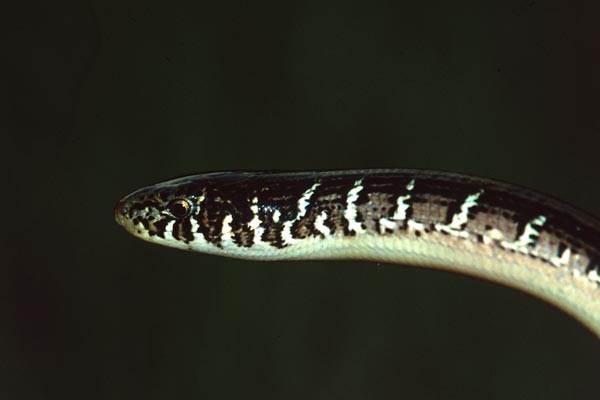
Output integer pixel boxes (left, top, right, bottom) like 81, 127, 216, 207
4, 0, 600, 398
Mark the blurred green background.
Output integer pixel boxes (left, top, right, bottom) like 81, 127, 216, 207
5, 0, 600, 398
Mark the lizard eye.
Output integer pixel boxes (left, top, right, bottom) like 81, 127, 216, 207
167, 199, 191, 218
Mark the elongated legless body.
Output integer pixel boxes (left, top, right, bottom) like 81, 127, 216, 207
115, 169, 600, 337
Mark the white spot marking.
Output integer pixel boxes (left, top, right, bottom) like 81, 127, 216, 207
220, 214, 235, 247
248, 197, 260, 228
221, 214, 233, 235
481, 228, 504, 246
501, 215, 547, 253
297, 182, 321, 218
431, 190, 483, 238
588, 269, 600, 283
190, 216, 200, 233
486, 228, 505, 241
559, 247, 571, 265
379, 218, 397, 233
392, 194, 411, 220
279, 182, 321, 246
434, 223, 470, 238
407, 220, 426, 231
314, 211, 330, 237
391, 179, 415, 221
272, 209, 281, 223
164, 220, 175, 239
517, 215, 546, 247
447, 190, 484, 230
248, 197, 265, 245
345, 178, 364, 234
476, 228, 504, 245
281, 220, 297, 244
